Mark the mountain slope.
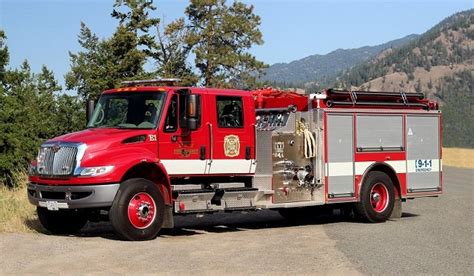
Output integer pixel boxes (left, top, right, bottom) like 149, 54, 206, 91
335, 9, 473, 98
334, 9, 473, 147
261, 34, 419, 86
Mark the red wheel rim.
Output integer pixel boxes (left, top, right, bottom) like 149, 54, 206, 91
370, 183, 389, 213
127, 192, 156, 229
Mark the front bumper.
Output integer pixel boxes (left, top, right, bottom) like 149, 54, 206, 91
27, 183, 120, 209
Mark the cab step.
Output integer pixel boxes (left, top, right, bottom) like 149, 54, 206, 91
174, 187, 258, 214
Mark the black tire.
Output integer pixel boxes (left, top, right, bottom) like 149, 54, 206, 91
37, 207, 87, 234
110, 178, 165, 241
355, 171, 395, 222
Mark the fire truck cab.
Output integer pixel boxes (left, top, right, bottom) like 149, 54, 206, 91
28, 80, 442, 240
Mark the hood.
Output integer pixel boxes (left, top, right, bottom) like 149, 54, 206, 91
48, 128, 153, 153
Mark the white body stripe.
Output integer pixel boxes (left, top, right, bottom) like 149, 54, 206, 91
162, 159, 441, 176
209, 159, 255, 174
327, 162, 353, 176
161, 160, 207, 174
354, 160, 406, 175
387, 160, 407, 173
326, 160, 422, 177
161, 159, 255, 175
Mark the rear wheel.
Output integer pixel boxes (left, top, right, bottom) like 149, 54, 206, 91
110, 178, 165, 241
356, 171, 395, 222
37, 207, 87, 234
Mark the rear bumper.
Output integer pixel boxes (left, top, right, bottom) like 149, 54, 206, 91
27, 183, 120, 209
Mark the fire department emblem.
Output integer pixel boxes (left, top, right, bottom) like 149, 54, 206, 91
224, 135, 240, 157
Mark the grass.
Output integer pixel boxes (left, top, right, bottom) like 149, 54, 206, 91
0, 148, 471, 233
0, 174, 42, 233
443, 147, 474, 169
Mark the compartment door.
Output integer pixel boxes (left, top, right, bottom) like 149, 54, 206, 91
326, 114, 354, 197
406, 115, 441, 192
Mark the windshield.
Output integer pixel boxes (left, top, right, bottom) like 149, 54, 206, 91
87, 92, 165, 129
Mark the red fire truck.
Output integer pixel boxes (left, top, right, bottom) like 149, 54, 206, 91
27, 79, 442, 240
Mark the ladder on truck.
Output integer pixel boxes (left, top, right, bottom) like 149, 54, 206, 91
324, 88, 437, 110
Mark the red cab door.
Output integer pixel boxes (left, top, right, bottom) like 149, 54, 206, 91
159, 89, 210, 176
207, 92, 256, 175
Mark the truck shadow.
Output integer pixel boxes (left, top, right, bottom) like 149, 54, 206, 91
24, 210, 419, 240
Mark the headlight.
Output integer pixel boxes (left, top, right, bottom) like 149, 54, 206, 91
79, 166, 114, 177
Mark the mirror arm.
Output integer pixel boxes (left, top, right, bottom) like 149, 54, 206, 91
171, 130, 191, 142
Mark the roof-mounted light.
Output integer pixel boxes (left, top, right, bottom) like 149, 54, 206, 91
121, 78, 182, 87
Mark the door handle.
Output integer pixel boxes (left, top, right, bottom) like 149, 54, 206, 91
200, 146, 206, 160
245, 146, 251, 160
208, 123, 213, 164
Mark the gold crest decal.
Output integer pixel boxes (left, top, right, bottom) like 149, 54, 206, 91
224, 135, 240, 157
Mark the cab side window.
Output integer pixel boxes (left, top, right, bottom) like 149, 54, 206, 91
164, 95, 178, 132
217, 96, 243, 128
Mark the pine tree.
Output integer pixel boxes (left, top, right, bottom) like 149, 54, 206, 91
66, 0, 160, 100
183, 0, 267, 88
152, 18, 198, 86
0, 32, 85, 187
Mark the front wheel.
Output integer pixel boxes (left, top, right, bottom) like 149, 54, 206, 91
110, 178, 165, 241
355, 171, 395, 222
37, 207, 87, 234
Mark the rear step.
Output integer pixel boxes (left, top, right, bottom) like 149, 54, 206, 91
174, 187, 258, 214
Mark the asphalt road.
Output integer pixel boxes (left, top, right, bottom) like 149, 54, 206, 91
0, 167, 472, 275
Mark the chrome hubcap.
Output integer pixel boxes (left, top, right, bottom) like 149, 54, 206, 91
372, 192, 381, 202
138, 204, 150, 218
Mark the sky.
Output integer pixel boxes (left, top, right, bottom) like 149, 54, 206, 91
0, 0, 472, 89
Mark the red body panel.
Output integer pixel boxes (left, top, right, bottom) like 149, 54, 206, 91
29, 85, 441, 209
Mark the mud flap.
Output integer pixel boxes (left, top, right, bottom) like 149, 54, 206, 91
390, 198, 402, 219
162, 205, 174, 228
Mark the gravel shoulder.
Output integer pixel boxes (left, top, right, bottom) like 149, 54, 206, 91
0, 167, 471, 275
0, 212, 359, 275
324, 166, 473, 275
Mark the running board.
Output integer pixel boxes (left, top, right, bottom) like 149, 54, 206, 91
174, 188, 258, 214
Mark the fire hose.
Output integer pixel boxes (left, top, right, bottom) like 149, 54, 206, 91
297, 119, 316, 159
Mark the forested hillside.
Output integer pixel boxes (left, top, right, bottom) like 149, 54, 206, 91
261, 34, 418, 89
0, 31, 85, 186
334, 9, 473, 147
335, 10, 473, 95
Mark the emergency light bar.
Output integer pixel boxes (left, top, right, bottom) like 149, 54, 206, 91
121, 78, 181, 87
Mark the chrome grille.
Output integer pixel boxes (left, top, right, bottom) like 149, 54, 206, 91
37, 145, 78, 176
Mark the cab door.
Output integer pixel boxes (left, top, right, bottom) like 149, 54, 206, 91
159, 90, 210, 176
207, 94, 255, 174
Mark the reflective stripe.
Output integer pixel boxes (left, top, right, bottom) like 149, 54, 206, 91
327, 160, 410, 177
161, 159, 255, 175
355, 160, 406, 175
387, 160, 407, 173
209, 159, 255, 174
327, 162, 353, 177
